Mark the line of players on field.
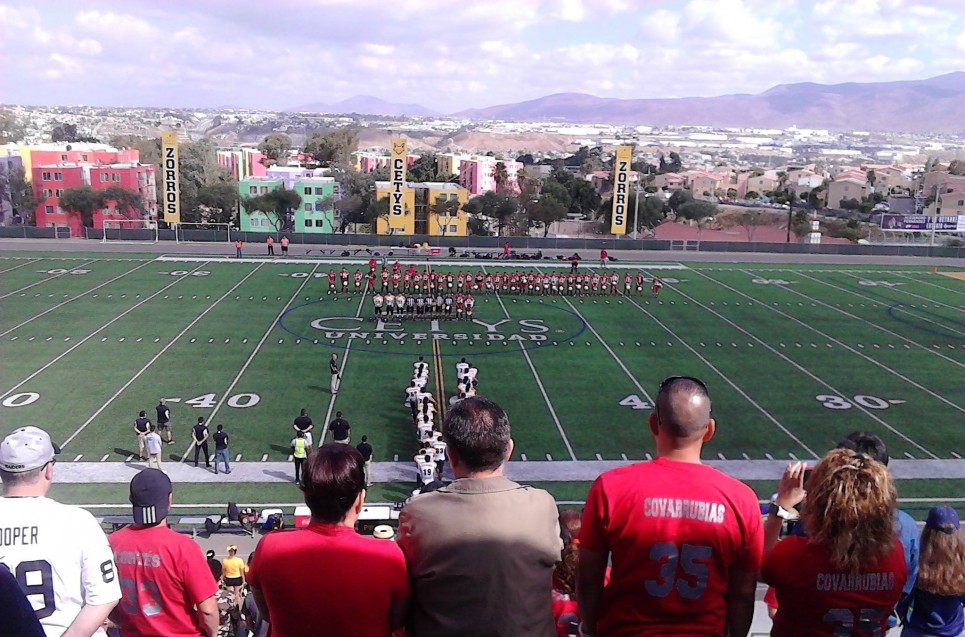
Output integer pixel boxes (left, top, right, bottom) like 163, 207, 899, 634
326, 258, 665, 298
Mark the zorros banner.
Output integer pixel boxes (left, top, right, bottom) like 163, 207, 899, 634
161, 131, 181, 224
609, 145, 632, 235
389, 137, 408, 230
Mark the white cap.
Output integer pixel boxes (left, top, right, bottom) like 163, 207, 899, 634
0, 427, 60, 473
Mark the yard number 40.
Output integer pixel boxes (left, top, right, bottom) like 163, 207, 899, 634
619, 395, 652, 411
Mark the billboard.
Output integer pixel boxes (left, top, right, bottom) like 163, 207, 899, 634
880, 214, 965, 232
160, 131, 181, 224
388, 137, 408, 231
609, 145, 632, 235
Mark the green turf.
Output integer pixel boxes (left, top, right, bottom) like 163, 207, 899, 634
2, 252, 963, 505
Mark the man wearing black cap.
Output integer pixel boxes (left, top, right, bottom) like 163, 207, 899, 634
108, 469, 219, 636
0, 426, 121, 636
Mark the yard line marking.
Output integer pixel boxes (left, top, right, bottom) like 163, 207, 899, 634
538, 268, 655, 408
100, 454, 109, 462
620, 292, 818, 458
0, 258, 42, 276
487, 267, 577, 461
718, 270, 965, 414
0, 261, 155, 338
0, 259, 100, 300
792, 271, 965, 369
0, 264, 211, 402
235, 454, 242, 462
889, 272, 965, 299
182, 264, 322, 462
652, 269, 938, 459
62, 265, 263, 449
840, 271, 965, 313
262, 454, 268, 462
73, 454, 83, 462
320, 288, 369, 445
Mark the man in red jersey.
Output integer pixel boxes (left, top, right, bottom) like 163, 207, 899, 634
578, 376, 762, 637
109, 469, 219, 637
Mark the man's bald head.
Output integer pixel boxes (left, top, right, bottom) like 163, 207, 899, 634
654, 377, 712, 440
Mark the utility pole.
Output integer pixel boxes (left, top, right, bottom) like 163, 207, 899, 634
785, 187, 793, 243
632, 181, 640, 240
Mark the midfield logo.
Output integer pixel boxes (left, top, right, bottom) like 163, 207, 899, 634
309, 317, 550, 342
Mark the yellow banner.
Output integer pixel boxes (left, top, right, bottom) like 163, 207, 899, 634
609, 145, 631, 235
161, 131, 181, 224
388, 137, 408, 230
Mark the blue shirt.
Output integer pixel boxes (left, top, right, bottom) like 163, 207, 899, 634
904, 589, 965, 637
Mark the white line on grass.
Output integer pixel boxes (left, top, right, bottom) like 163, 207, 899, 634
319, 287, 369, 444
0, 258, 42, 276
888, 272, 965, 299
720, 270, 965, 414
486, 266, 576, 461
647, 269, 939, 459
619, 291, 819, 458
61, 265, 264, 449
0, 259, 100, 300
839, 271, 965, 314
536, 267, 655, 407
793, 271, 965, 369
0, 261, 155, 339
0, 264, 211, 402
180, 264, 323, 462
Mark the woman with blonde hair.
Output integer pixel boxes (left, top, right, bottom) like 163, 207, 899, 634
762, 448, 908, 637
899, 506, 965, 637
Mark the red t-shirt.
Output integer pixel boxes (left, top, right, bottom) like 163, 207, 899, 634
580, 458, 764, 636
248, 524, 409, 637
108, 525, 219, 637
762, 535, 907, 637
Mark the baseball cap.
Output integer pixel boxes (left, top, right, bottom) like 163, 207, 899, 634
130, 469, 172, 526
0, 427, 60, 473
925, 505, 960, 534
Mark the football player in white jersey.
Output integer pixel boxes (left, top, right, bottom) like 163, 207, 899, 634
372, 292, 383, 320
416, 453, 438, 486
0, 427, 121, 637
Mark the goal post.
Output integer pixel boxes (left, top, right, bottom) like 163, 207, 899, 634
174, 222, 232, 243
100, 219, 158, 243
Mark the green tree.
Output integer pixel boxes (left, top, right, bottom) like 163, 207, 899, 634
59, 186, 103, 227
50, 122, 99, 143
493, 162, 510, 194
745, 190, 760, 200
0, 110, 26, 143
406, 153, 441, 183
792, 209, 810, 238
676, 201, 717, 220
839, 198, 861, 211
597, 192, 665, 232
947, 160, 965, 176
726, 188, 738, 198
196, 182, 240, 226
540, 178, 572, 212
526, 193, 568, 237
258, 133, 292, 167
1, 167, 42, 224
303, 128, 359, 167
364, 195, 390, 228
808, 188, 825, 210
430, 194, 462, 236
668, 189, 693, 212
242, 186, 302, 231
462, 191, 519, 236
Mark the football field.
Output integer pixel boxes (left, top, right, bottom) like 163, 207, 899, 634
1, 248, 963, 510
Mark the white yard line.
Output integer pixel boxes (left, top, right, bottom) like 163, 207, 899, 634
0, 264, 211, 401
0, 259, 100, 300
61, 265, 263, 449
319, 287, 369, 445
839, 271, 965, 315
618, 291, 819, 459
485, 267, 577, 461
0, 258, 42, 275
793, 271, 965, 369
718, 270, 965, 414
888, 272, 965, 299
0, 261, 155, 339
179, 264, 324, 462
646, 268, 940, 459
536, 267, 656, 407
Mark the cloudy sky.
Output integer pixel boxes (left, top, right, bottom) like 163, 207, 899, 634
1, 0, 963, 112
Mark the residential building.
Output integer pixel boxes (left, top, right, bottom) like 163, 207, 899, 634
921, 171, 965, 199
687, 172, 725, 201
21, 143, 138, 181
744, 174, 779, 197
0, 151, 24, 224
32, 162, 156, 236
934, 188, 965, 216
826, 176, 868, 209
238, 173, 338, 233
216, 147, 267, 180
374, 181, 469, 236
436, 153, 467, 176
652, 173, 685, 191
457, 156, 522, 195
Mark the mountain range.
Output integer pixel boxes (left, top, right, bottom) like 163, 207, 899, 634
288, 73, 965, 133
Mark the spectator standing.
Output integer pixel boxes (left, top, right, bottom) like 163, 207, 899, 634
155, 398, 174, 445
108, 468, 219, 637
291, 432, 308, 483
213, 425, 231, 475
144, 425, 163, 470
192, 417, 211, 469
761, 451, 907, 637
205, 551, 222, 582
897, 506, 965, 637
398, 397, 561, 637
356, 435, 374, 487
266, 236, 274, 256
293, 409, 314, 450
235, 239, 243, 258
599, 247, 608, 268
577, 376, 763, 637
0, 426, 121, 637
221, 546, 245, 607
133, 410, 151, 460
0, 563, 45, 637
329, 411, 351, 445
248, 444, 409, 637
329, 353, 341, 394
280, 235, 289, 257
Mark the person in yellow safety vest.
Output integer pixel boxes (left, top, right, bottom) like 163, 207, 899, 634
291, 431, 308, 483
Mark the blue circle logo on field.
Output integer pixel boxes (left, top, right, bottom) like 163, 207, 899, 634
277, 300, 587, 356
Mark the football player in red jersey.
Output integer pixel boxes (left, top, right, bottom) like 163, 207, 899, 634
327, 269, 337, 295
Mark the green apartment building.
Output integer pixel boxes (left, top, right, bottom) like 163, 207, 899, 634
239, 170, 339, 233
